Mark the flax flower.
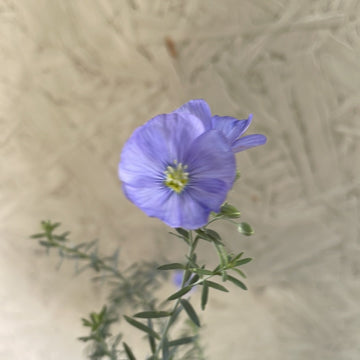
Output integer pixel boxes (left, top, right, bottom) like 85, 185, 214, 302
119, 100, 266, 229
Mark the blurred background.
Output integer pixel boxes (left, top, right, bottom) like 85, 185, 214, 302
1, 1, 360, 359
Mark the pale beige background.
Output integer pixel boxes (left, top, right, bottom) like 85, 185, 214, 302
1, 1, 360, 359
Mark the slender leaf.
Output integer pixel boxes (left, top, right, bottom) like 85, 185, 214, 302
158, 263, 186, 271
169, 232, 189, 245
169, 336, 197, 347
183, 269, 191, 284
123, 316, 160, 339
231, 267, 247, 278
180, 299, 200, 327
175, 228, 189, 238
206, 280, 229, 292
201, 282, 209, 311
231, 252, 244, 262
234, 258, 252, 267
188, 274, 199, 286
192, 268, 213, 276
195, 228, 222, 243
30, 233, 45, 239
227, 275, 247, 290
39, 240, 56, 248
221, 270, 228, 282
81, 318, 92, 327
205, 229, 222, 243
123, 342, 137, 360
134, 311, 172, 319
214, 243, 228, 267
147, 319, 156, 355
167, 285, 192, 301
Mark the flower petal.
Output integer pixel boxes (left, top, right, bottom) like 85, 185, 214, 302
175, 99, 212, 128
187, 178, 229, 213
123, 183, 208, 229
231, 134, 267, 153
210, 114, 252, 143
185, 130, 236, 191
164, 191, 215, 229
122, 182, 172, 217
119, 112, 205, 185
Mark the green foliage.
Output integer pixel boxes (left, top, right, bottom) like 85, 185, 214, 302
124, 315, 161, 340
123, 342, 137, 360
30, 220, 166, 360
180, 299, 200, 327
31, 201, 255, 360
134, 311, 172, 319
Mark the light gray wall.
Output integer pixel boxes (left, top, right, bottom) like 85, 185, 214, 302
1, 1, 360, 359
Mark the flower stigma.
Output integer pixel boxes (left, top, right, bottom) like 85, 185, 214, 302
164, 160, 189, 193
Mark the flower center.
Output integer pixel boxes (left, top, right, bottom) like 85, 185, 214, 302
164, 161, 189, 193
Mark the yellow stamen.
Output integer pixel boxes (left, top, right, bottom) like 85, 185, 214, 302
164, 161, 189, 193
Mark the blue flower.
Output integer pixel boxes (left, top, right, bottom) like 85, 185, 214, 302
119, 100, 266, 229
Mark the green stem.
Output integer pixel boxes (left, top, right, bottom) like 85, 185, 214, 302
47, 237, 127, 281
153, 230, 198, 359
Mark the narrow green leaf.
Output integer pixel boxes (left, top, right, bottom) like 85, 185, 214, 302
168, 336, 196, 347
206, 280, 229, 292
231, 267, 247, 278
99, 305, 107, 319
238, 222, 254, 236
123, 316, 160, 339
39, 240, 56, 248
183, 269, 191, 284
78, 336, 91, 342
234, 258, 252, 267
192, 268, 214, 276
167, 285, 192, 301
195, 229, 211, 242
81, 318, 92, 327
157, 263, 186, 271
201, 282, 209, 311
30, 233, 45, 239
123, 342, 137, 360
222, 270, 228, 282
169, 232, 189, 245
227, 275, 247, 290
175, 228, 189, 238
147, 319, 156, 355
180, 299, 200, 327
195, 229, 222, 243
134, 311, 172, 319
188, 273, 199, 286
205, 229, 222, 243
42, 221, 61, 232
231, 252, 244, 262
212, 265, 221, 273
214, 242, 228, 267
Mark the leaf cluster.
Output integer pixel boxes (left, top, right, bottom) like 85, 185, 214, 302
121, 203, 253, 359
31, 202, 254, 360
30, 221, 166, 360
